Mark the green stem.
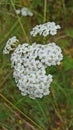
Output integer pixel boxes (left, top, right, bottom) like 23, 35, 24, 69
43, 0, 47, 22
62, 0, 66, 15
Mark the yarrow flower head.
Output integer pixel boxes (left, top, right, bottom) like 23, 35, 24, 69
9, 42, 63, 99
37, 42, 63, 66
15, 7, 33, 16
3, 36, 19, 54
30, 22, 61, 37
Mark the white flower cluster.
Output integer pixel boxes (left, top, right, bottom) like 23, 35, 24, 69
30, 22, 61, 37
15, 7, 33, 16
3, 36, 19, 54
10, 42, 63, 99
38, 42, 63, 66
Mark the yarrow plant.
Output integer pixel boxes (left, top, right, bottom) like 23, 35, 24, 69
3, 36, 19, 54
30, 22, 61, 37
3, 21, 63, 99
15, 7, 33, 16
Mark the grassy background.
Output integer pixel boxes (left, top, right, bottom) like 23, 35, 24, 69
0, 0, 73, 130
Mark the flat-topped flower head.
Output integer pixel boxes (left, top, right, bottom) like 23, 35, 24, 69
3, 36, 19, 54
30, 22, 61, 37
21, 7, 33, 16
38, 42, 63, 66
15, 7, 33, 16
10, 42, 63, 99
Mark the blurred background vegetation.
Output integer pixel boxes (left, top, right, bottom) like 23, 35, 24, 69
0, 0, 73, 130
